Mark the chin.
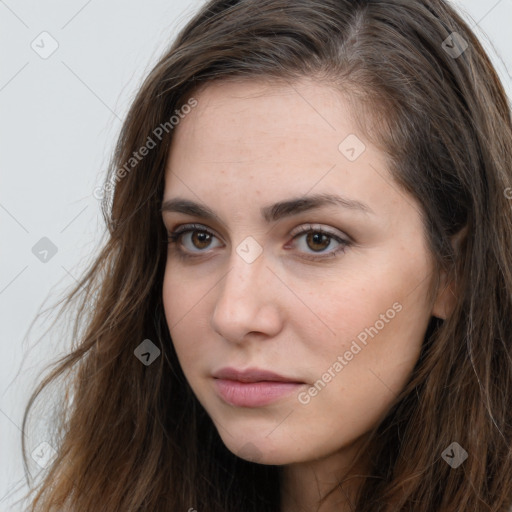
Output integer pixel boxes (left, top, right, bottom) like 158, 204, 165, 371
221, 436, 302, 466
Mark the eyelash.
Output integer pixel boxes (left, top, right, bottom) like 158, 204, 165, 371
166, 223, 350, 261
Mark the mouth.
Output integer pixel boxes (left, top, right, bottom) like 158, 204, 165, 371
212, 367, 306, 407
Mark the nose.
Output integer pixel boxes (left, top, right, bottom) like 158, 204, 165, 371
210, 247, 284, 344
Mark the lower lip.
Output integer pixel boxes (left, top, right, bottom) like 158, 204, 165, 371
213, 378, 304, 407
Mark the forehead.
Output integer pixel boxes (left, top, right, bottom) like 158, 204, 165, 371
167, 79, 361, 177
162, 78, 407, 223
173, 78, 355, 145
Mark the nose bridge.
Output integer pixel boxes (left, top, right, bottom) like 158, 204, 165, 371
219, 243, 267, 306
211, 241, 281, 341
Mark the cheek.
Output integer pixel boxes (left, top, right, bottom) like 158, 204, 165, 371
162, 267, 205, 363
289, 305, 427, 460
294, 254, 432, 405
289, 274, 404, 359
315, 244, 432, 350
162, 268, 179, 334
302, 286, 429, 416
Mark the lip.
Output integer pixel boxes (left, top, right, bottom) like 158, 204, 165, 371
213, 367, 303, 383
212, 367, 305, 407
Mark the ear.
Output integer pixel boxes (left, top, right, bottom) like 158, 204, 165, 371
430, 226, 467, 320
431, 269, 456, 320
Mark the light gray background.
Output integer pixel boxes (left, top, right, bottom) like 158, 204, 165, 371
1, 0, 511, 509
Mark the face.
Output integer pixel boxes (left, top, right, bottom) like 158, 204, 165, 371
161, 78, 444, 467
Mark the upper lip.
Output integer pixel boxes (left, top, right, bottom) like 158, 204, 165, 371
213, 367, 304, 383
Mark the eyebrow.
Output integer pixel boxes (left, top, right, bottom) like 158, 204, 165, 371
160, 193, 374, 224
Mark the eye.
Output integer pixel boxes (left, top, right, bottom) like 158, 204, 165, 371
286, 223, 350, 261
166, 222, 350, 261
167, 223, 221, 256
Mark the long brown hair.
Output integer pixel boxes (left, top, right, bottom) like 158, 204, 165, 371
18, 0, 512, 510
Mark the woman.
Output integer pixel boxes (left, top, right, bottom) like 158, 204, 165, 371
20, 0, 512, 510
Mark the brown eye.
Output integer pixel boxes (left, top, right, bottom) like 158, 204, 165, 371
189, 230, 213, 250
167, 224, 222, 256
167, 223, 350, 262
288, 224, 350, 261
305, 232, 331, 252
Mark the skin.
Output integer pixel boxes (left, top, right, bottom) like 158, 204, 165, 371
161, 78, 452, 512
